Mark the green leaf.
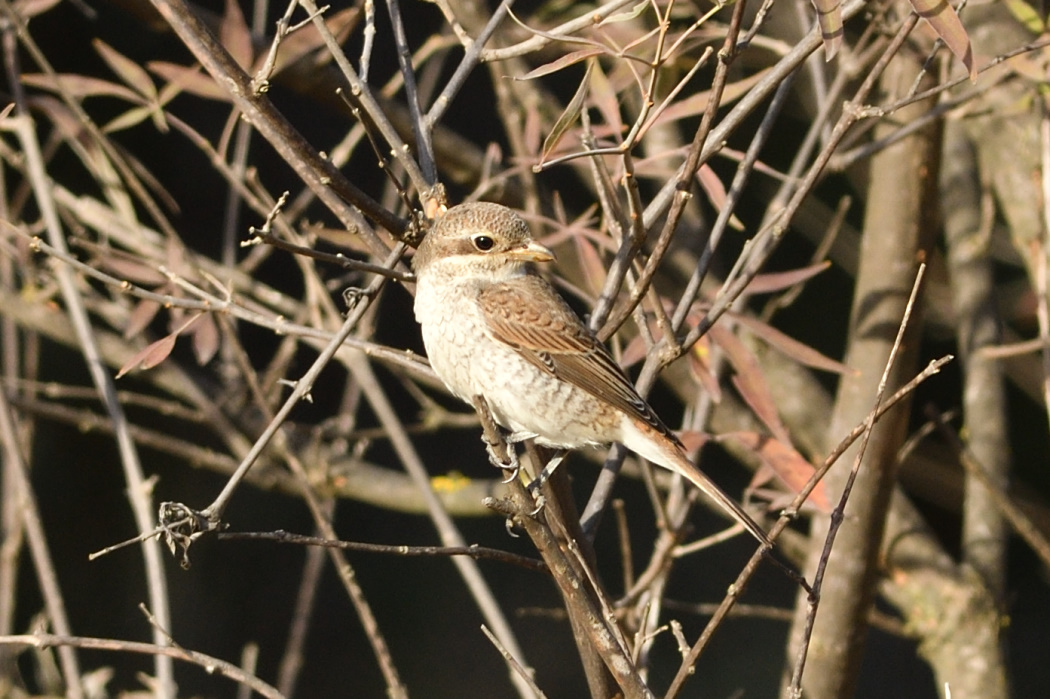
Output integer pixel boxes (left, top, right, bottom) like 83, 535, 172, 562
540, 61, 593, 163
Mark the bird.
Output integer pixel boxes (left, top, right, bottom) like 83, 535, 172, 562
412, 202, 770, 545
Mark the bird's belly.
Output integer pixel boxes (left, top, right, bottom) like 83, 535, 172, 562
416, 292, 619, 449
485, 367, 618, 449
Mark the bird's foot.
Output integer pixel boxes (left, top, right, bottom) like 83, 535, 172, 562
485, 441, 521, 483
523, 451, 566, 515
525, 452, 565, 492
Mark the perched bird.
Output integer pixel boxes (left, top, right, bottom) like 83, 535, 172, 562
412, 202, 769, 545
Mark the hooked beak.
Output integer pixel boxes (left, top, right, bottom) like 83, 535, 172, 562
510, 241, 556, 263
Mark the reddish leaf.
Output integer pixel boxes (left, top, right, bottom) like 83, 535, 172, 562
730, 313, 853, 375
620, 333, 648, 369
22, 73, 140, 101
221, 0, 254, 70
117, 332, 177, 378
744, 261, 830, 294
589, 58, 623, 139
124, 299, 162, 339
710, 324, 789, 443
93, 39, 157, 101
677, 429, 709, 457
572, 232, 607, 298
687, 337, 723, 403
722, 431, 830, 512
524, 107, 541, 156
94, 253, 168, 285
518, 47, 605, 81
652, 69, 767, 127
191, 314, 220, 365
696, 165, 743, 230
148, 62, 229, 101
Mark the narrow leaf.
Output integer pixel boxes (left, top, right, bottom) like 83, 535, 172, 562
696, 165, 744, 230
812, 0, 844, 60
677, 429, 709, 456
572, 232, 607, 298
191, 314, 220, 365
688, 337, 723, 403
910, 0, 976, 81
731, 313, 853, 375
221, 0, 254, 69
518, 47, 604, 81
116, 332, 177, 378
541, 61, 593, 162
22, 73, 140, 101
601, 0, 649, 25
93, 40, 158, 102
148, 62, 229, 101
589, 58, 622, 139
94, 254, 167, 285
124, 299, 162, 339
722, 432, 830, 512
653, 69, 767, 127
710, 324, 790, 443
103, 106, 155, 133
744, 261, 831, 294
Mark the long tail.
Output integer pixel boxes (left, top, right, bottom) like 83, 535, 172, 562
619, 420, 772, 545
667, 453, 772, 546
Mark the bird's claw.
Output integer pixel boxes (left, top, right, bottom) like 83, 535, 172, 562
485, 441, 521, 482
525, 490, 546, 516
524, 474, 549, 515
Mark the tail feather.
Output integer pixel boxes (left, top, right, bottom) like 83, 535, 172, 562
619, 419, 771, 545
668, 452, 772, 546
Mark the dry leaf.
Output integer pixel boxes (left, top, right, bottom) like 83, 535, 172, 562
722, 431, 830, 512
541, 61, 592, 162
93, 39, 158, 101
116, 332, 177, 378
191, 314, 220, 365
910, 0, 976, 81
710, 324, 790, 443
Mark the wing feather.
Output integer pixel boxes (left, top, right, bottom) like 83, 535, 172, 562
477, 277, 674, 440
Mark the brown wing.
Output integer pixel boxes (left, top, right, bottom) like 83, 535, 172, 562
477, 275, 674, 440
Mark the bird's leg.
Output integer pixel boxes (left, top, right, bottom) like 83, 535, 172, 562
471, 394, 525, 482
527, 450, 567, 491
524, 450, 567, 515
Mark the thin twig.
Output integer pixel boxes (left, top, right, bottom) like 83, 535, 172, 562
0, 633, 284, 699
148, 0, 407, 245
481, 625, 548, 698
924, 407, 1050, 570
217, 530, 548, 573
786, 263, 927, 697
6, 80, 176, 699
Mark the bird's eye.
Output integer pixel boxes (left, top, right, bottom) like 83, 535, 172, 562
472, 235, 495, 251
